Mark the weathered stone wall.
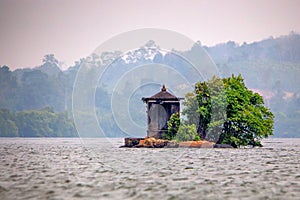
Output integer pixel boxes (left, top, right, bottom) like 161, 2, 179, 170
147, 102, 180, 138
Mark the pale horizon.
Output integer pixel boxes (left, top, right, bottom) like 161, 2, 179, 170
1, 0, 300, 69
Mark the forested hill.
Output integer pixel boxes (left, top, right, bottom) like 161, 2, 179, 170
206, 32, 300, 63
0, 33, 299, 137
205, 32, 300, 91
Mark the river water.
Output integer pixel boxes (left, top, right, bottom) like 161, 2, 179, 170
0, 138, 299, 199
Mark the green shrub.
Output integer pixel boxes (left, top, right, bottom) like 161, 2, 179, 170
163, 112, 180, 140
174, 123, 198, 142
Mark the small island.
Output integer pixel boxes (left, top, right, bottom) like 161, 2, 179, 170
122, 75, 274, 148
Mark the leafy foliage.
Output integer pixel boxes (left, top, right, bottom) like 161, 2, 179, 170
163, 113, 180, 140
0, 107, 76, 137
184, 75, 274, 147
0, 109, 18, 137
221, 75, 274, 147
193, 76, 227, 141
174, 123, 198, 142
165, 113, 199, 142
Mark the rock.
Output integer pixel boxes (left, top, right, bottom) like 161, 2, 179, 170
166, 141, 179, 148
213, 144, 234, 148
123, 138, 144, 147
178, 141, 215, 148
136, 137, 169, 148
123, 137, 217, 148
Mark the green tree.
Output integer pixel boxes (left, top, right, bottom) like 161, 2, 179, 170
165, 113, 200, 142
14, 107, 76, 137
0, 66, 18, 110
163, 112, 180, 140
181, 93, 199, 128
0, 109, 18, 137
193, 76, 226, 141
174, 123, 198, 142
183, 74, 274, 147
43, 54, 59, 66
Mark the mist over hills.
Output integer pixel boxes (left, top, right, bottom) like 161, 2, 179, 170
206, 32, 300, 63
0, 33, 299, 137
206, 32, 300, 92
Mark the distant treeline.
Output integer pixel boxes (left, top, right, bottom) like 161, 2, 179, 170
0, 33, 300, 137
0, 107, 76, 137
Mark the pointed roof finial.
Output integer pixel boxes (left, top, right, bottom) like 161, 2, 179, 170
161, 84, 166, 92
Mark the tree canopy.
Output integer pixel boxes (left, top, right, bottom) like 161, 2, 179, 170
0, 107, 76, 137
164, 112, 199, 142
182, 75, 274, 147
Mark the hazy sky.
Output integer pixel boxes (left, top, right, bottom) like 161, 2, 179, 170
0, 0, 299, 69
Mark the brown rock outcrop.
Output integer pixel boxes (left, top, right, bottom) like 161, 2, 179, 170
135, 137, 169, 148
123, 137, 217, 148
178, 141, 215, 148
123, 138, 144, 147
